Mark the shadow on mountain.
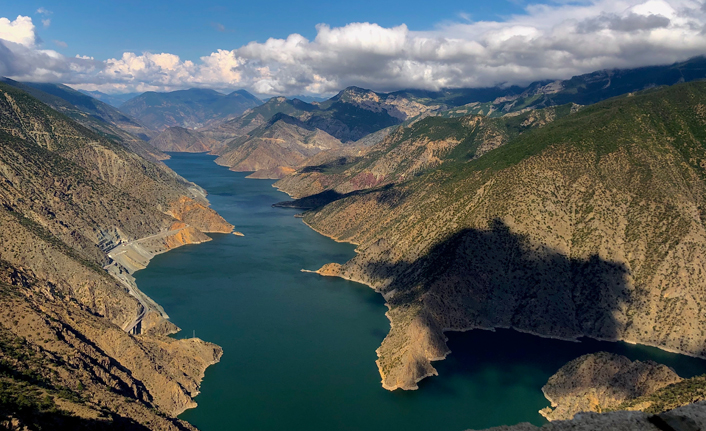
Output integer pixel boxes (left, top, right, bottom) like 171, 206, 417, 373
0, 405, 156, 431
364, 219, 633, 346
273, 183, 403, 210
298, 157, 357, 174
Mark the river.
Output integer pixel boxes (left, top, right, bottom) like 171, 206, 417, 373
134, 153, 706, 431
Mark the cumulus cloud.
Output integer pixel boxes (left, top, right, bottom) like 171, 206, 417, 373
53, 40, 67, 48
0, 16, 37, 48
2, 0, 706, 95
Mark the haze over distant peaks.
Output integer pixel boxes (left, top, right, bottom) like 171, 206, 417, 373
119, 87, 262, 131
77, 89, 142, 108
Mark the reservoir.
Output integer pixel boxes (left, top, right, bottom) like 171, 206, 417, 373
135, 153, 706, 431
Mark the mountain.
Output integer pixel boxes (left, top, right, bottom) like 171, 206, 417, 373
150, 126, 220, 153
201, 88, 435, 146
120, 88, 262, 130
199, 96, 324, 142
275, 104, 577, 200
0, 82, 233, 429
284, 94, 329, 103
429, 56, 706, 119
275, 82, 706, 397
77, 89, 141, 107
0, 79, 162, 160
214, 113, 343, 179
203, 56, 706, 162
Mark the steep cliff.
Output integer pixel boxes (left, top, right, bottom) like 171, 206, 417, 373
280, 82, 706, 392
0, 82, 231, 429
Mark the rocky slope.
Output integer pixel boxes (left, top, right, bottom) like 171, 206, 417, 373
198, 96, 319, 142
274, 105, 573, 201
120, 88, 262, 131
539, 353, 682, 421
0, 79, 162, 161
214, 113, 343, 179
150, 127, 220, 153
276, 81, 706, 394
200, 88, 415, 146
0, 82, 232, 429
472, 400, 706, 431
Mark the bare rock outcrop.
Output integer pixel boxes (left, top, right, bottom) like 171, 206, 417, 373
472, 401, 706, 431
539, 353, 682, 421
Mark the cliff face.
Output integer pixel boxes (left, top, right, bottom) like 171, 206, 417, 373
539, 353, 682, 421
282, 82, 706, 392
0, 82, 231, 429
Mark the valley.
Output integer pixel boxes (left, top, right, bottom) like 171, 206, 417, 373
3, 52, 706, 431
137, 153, 706, 431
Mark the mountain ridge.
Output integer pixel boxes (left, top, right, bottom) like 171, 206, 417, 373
0, 81, 232, 429
276, 81, 706, 397
120, 88, 262, 131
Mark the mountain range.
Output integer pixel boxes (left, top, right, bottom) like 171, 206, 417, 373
3, 55, 706, 430
119, 88, 262, 130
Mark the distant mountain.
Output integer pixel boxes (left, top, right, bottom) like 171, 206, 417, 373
200, 96, 320, 141
201, 88, 437, 144
150, 126, 219, 153
1, 78, 163, 160
283, 94, 329, 103
120, 88, 262, 130
77, 89, 141, 107
423, 56, 706, 118
214, 113, 342, 179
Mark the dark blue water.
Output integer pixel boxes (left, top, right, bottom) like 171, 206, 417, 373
134, 153, 706, 431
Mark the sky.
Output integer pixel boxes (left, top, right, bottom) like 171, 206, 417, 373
0, 0, 705, 96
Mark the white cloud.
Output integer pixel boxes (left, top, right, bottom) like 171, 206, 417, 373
2, 0, 706, 95
42, 19, 51, 28
0, 16, 36, 48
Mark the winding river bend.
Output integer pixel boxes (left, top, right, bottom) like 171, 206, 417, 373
136, 153, 706, 431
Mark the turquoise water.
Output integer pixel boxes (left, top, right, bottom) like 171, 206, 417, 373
135, 153, 706, 431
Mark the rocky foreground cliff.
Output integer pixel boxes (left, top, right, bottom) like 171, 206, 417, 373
472, 352, 706, 430
539, 353, 683, 421
0, 82, 233, 429
274, 82, 706, 396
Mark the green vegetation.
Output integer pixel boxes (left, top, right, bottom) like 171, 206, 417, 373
613, 375, 706, 414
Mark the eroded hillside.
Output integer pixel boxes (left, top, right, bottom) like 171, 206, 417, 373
0, 82, 232, 429
279, 82, 706, 394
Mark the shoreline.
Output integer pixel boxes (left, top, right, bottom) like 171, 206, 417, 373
295, 214, 706, 391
